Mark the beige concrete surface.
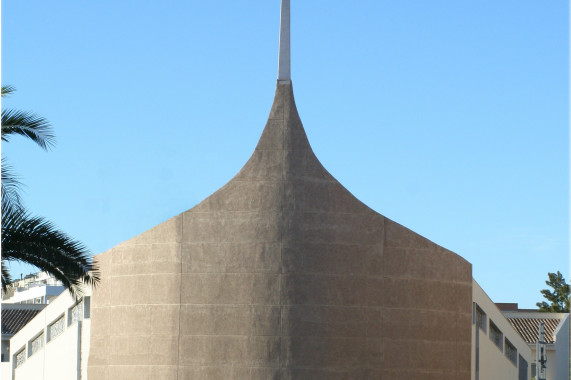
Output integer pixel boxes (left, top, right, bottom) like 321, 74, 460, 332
89, 82, 472, 379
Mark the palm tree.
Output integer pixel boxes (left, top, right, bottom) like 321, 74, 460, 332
1, 86, 99, 297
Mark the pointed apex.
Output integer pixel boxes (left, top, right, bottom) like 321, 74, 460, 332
255, 81, 310, 154
278, 0, 291, 82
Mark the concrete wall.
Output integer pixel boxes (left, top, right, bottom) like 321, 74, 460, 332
8, 290, 91, 380
553, 314, 569, 380
1, 362, 11, 380
89, 82, 473, 379
472, 281, 532, 380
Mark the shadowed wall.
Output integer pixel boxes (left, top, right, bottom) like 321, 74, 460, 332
88, 82, 472, 380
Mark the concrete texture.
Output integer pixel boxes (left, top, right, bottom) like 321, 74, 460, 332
88, 82, 472, 379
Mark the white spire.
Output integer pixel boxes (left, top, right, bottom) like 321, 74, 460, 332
278, 0, 291, 82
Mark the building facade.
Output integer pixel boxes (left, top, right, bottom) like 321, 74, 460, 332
1, 304, 45, 367
472, 281, 532, 380
500, 305, 569, 380
2, 289, 91, 380
2, 271, 65, 305
3, 1, 556, 379
87, 80, 474, 379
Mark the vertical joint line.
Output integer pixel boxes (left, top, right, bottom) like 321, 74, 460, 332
176, 216, 183, 380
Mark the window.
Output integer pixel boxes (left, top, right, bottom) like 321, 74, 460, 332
505, 338, 517, 366
519, 355, 528, 380
489, 320, 503, 350
29, 332, 44, 357
474, 304, 487, 333
15, 348, 26, 368
69, 300, 83, 325
84, 296, 91, 319
48, 315, 65, 342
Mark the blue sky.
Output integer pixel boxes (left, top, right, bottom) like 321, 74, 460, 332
2, 1, 568, 308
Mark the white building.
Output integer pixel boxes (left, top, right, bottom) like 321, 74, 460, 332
2, 271, 65, 305
499, 304, 569, 380
552, 314, 569, 380
1, 304, 46, 365
472, 280, 533, 380
1, 288, 91, 380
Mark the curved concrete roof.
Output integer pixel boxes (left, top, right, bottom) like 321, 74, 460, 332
89, 82, 473, 380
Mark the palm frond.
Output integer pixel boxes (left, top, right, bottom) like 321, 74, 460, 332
1, 109, 55, 150
1, 260, 13, 292
2, 85, 16, 97
1, 202, 100, 298
1, 157, 24, 212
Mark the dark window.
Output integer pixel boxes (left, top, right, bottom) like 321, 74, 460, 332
84, 296, 91, 319
519, 355, 528, 380
489, 320, 503, 350
505, 338, 517, 366
475, 304, 487, 333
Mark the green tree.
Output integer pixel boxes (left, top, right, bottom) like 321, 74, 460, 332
1, 85, 99, 296
536, 271, 570, 312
